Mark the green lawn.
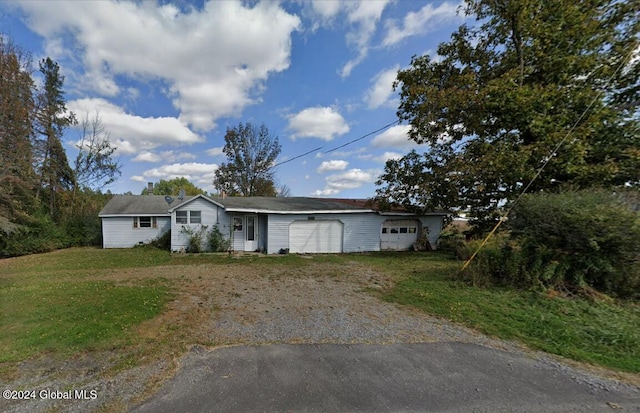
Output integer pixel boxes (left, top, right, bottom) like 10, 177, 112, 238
355, 252, 640, 373
1, 247, 638, 375
0, 248, 173, 364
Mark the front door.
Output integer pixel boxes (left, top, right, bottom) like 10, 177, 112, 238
244, 215, 258, 251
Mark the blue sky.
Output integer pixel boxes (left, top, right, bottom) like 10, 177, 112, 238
1, 0, 470, 198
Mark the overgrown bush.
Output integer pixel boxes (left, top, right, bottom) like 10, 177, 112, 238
0, 215, 72, 258
461, 190, 640, 297
150, 230, 171, 250
207, 225, 230, 252
181, 225, 209, 253
61, 214, 102, 246
437, 226, 467, 259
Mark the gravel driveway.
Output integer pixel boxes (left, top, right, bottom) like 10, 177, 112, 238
206, 260, 510, 349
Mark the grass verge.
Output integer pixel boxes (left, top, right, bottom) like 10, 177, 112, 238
361, 252, 640, 373
0, 279, 170, 363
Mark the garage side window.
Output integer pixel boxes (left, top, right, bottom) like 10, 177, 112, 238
176, 211, 188, 224
190, 211, 201, 224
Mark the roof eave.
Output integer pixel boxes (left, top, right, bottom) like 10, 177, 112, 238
99, 213, 170, 218
168, 194, 225, 212
224, 208, 375, 214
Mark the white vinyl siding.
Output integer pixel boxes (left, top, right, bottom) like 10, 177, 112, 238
266, 213, 381, 254
289, 220, 343, 253
265, 213, 444, 254
171, 198, 230, 252
102, 216, 170, 248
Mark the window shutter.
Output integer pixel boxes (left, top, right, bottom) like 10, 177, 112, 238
152, 217, 157, 228
133, 217, 138, 228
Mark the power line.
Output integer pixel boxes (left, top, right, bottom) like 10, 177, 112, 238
272, 145, 325, 168
323, 119, 400, 154
272, 119, 401, 168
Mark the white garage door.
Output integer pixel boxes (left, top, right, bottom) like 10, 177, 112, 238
381, 219, 420, 250
289, 220, 343, 253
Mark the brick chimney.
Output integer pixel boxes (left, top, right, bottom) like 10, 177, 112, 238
147, 182, 153, 194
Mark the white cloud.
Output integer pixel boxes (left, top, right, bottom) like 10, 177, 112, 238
382, 1, 462, 47
67, 98, 203, 155
132, 150, 196, 163
371, 124, 415, 148
309, 0, 342, 21
16, 1, 300, 131
132, 152, 161, 163
312, 188, 340, 196
205, 147, 224, 157
312, 168, 378, 196
365, 65, 399, 109
288, 106, 350, 141
373, 151, 404, 163
317, 160, 349, 173
340, 0, 392, 77
131, 162, 219, 192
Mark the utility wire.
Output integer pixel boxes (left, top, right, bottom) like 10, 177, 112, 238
272, 145, 325, 168
460, 45, 638, 272
323, 119, 400, 154
272, 119, 401, 168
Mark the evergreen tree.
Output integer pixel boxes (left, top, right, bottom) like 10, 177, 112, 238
0, 35, 36, 225
34, 57, 76, 219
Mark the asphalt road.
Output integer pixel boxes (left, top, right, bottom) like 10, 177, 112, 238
132, 342, 639, 413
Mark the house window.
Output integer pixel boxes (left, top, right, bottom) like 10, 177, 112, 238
133, 217, 157, 229
233, 217, 243, 232
190, 211, 201, 224
176, 211, 187, 224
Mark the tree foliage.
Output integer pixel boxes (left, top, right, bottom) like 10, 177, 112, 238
34, 57, 76, 219
376, 0, 640, 229
460, 190, 640, 297
74, 111, 121, 192
0, 36, 36, 225
141, 177, 207, 196
0, 34, 119, 256
213, 122, 281, 197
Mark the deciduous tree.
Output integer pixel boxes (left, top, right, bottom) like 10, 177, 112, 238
142, 177, 207, 196
213, 122, 281, 197
73, 111, 121, 192
376, 0, 640, 230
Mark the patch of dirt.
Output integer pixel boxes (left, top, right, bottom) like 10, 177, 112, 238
2, 259, 638, 413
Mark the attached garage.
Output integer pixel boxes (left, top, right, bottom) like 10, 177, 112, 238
289, 220, 343, 253
380, 219, 421, 251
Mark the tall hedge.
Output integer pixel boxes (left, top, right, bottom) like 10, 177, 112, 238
464, 190, 640, 297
